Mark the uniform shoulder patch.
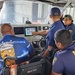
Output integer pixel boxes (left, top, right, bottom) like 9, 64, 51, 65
69, 30, 72, 33
72, 50, 75, 55
53, 57, 57, 65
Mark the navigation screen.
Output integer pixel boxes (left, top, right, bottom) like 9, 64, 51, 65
24, 27, 37, 36
14, 27, 24, 34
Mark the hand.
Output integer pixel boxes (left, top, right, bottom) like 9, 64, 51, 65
6, 59, 16, 66
32, 31, 37, 35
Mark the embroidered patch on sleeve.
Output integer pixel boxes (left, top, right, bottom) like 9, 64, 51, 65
72, 50, 75, 55
52, 57, 57, 65
69, 30, 72, 33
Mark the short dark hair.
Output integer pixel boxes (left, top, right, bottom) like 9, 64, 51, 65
1, 23, 12, 34
54, 29, 72, 46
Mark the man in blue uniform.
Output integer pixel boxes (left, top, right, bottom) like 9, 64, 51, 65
52, 29, 75, 75
30, 7, 65, 63
43, 7, 65, 57
63, 15, 75, 41
0, 23, 35, 74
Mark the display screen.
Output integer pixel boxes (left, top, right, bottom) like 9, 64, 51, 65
24, 27, 37, 36
14, 27, 24, 34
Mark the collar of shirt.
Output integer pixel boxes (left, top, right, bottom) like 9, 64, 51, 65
3, 34, 13, 38
0, 34, 12, 41
64, 23, 74, 29
51, 20, 61, 28
62, 42, 75, 51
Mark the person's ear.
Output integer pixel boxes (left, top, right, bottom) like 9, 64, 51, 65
50, 15, 52, 18
60, 15, 62, 18
11, 29, 15, 35
57, 42, 62, 48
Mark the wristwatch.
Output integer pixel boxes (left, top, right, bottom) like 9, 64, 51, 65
47, 48, 52, 51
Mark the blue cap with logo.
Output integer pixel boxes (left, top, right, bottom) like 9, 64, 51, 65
50, 7, 61, 16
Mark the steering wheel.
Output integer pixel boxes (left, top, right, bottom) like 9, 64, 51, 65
31, 35, 46, 52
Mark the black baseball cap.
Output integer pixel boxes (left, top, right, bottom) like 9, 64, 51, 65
63, 15, 72, 20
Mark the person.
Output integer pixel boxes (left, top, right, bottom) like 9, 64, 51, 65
42, 7, 65, 57
0, 23, 35, 74
63, 15, 75, 41
51, 29, 75, 75
25, 17, 32, 24
30, 7, 65, 63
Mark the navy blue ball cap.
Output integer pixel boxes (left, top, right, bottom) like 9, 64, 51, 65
50, 7, 61, 16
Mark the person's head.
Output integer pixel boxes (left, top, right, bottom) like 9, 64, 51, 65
1, 23, 15, 36
50, 7, 62, 22
63, 15, 73, 26
27, 17, 29, 20
54, 29, 72, 49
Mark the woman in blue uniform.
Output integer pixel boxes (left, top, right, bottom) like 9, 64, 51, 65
63, 15, 75, 41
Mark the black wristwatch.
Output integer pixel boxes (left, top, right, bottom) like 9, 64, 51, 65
47, 48, 52, 51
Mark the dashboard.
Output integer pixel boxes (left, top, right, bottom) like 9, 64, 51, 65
13, 24, 50, 37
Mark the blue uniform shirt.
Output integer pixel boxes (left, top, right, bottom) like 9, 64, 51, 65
46, 20, 65, 49
52, 42, 75, 75
0, 59, 4, 74
0, 34, 34, 73
64, 23, 75, 41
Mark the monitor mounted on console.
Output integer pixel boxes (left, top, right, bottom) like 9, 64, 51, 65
24, 27, 37, 36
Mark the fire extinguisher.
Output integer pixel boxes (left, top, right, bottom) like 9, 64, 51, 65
10, 65, 17, 75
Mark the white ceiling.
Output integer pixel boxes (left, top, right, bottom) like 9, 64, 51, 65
0, 0, 74, 3
0, 0, 75, 9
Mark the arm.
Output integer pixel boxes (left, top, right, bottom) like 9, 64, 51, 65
23, 38, 35, 59
42, 46, 54, 57
28, 44, 35, 59
32, 30, 49, 36
51, 71, 62, 75
42, 29, 55, 57
26, 43, 35, 59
